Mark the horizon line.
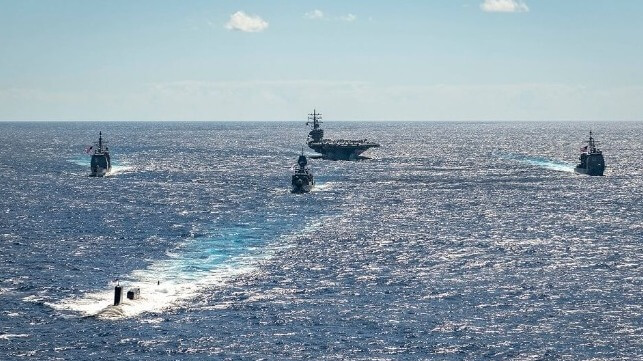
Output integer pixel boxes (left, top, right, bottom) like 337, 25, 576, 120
1, 119, 641, 123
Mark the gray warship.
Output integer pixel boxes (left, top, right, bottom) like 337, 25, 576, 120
575, 131, 605, 176
306, 110, 379, 160
291, 152, 314, 193
89, 131, 111, 177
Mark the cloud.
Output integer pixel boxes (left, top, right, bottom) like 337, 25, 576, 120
304, 9, 356, 22
304, 9, 324, 20
480, 0, 529, 13
339, 14, 356, 22
225, 11, 268, 32
3, 82, 643, 121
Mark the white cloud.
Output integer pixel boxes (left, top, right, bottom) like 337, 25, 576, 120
304, 9, 324, 20
304, 9, 357, 22
339, 14, 357, 22
3, 82, 643, 121
225, 11, 268, 32
480, 0, 529, 13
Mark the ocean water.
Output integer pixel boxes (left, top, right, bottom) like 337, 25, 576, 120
0, 121, 641, 360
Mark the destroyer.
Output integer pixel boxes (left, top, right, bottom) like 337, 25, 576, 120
306, 110, 379, 160
89, 131, 111, 177
291, 152, 314, 193
575, 131, 605, 176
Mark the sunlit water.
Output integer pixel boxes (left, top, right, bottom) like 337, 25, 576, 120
0, 121, 641, 360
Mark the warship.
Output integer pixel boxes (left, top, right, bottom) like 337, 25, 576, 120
291, 152, 314, 193
575, 131, 605, 176
89, 131, 111, 177
306, 110, 379, 160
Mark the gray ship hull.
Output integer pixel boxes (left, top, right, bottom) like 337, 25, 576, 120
308, 142, 378, 161
90, 154, 111, 177
90, 168, 110, 177
291, 174, 314, 193
291, 183, 313, 193
574, 166, 605, 176
575, 153, 605, 176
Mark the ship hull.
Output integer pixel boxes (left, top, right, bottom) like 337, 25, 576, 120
308, 143, 377, 161
575, 154, 605, 176
574, 166, 605, 176
90, 154, 111, 177
291, 184, 313, 193
291, 174, 314, 193
90, 167, 110, 177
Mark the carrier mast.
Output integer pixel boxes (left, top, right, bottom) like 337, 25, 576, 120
306, 109, 324, 143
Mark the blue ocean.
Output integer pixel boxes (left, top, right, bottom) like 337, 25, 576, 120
0, 121, 641, 360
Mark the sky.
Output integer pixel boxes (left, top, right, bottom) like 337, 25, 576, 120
1, 0, 642, 121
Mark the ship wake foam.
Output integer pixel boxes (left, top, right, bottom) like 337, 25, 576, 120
311, 181, 335, 192
49, 217, 331, 320
68, 156, 91, 167
67, 156, 134, 176
106, 165, 134, 176
51, 227, 264, 319
496, 152, 575, 173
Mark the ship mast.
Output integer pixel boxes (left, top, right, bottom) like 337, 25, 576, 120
98, 131, 103, 152
588, 131, 595, 153
306, 109, 324, 143
307, 109, 322, 129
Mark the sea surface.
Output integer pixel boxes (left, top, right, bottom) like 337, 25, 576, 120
0, 121, 641, 360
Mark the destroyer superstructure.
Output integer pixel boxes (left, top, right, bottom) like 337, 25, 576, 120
89, 131, 111, 177
575, 131, 605, 176
306, 110, 379, 160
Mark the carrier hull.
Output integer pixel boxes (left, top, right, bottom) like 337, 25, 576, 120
307, 142, 378, 161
